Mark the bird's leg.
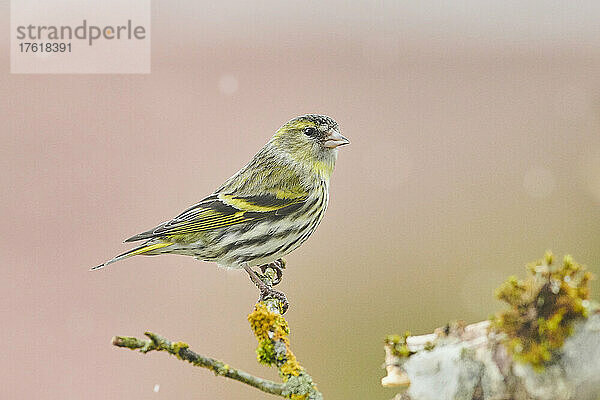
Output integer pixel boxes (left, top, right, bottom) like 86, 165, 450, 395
243, 263, 289, 314
258, 258, 286, 286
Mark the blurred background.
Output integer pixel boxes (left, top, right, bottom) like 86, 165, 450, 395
2, 1, 600, 399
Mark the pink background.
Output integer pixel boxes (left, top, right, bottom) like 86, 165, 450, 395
3, 2, 600, 399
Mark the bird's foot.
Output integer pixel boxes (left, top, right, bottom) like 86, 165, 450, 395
244, 263, 289, 314
258, 258, 286, 286
259, 286, 289, 314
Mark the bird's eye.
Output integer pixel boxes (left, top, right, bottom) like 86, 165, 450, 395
303, 127, 318, 137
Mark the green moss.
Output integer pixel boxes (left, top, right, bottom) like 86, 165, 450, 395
256, 339, 276, 365
491, 252, 592, 371
384, 331, 415, 358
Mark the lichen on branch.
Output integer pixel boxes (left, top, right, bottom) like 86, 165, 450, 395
491, 252, 593, 370
112, 265, 323, 399
248, 301, 322, 400
382, 253, 599, 400
112, 331, 286, 396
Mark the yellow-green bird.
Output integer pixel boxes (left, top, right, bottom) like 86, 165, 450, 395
93, 114, 349, 311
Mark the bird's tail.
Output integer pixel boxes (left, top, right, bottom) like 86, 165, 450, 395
91, 241, 174, 271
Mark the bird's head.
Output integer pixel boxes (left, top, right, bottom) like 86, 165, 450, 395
271, 114, 349, 177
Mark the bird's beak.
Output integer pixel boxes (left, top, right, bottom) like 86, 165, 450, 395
323, 130, 350, 149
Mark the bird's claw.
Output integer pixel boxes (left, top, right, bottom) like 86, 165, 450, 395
244, 261, 289, 313
259, 258, 286, 286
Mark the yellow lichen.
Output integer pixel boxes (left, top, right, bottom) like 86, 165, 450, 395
491, 252, 593, 371
248, 303, 284, 341
170, 341, 189, 360
280, 352, 302, 378
247, 302, 303, 378
290, 394, 308, 400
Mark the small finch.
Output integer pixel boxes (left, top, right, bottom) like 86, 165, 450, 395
93, 114, 349, 311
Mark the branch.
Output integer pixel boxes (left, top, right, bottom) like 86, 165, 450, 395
382, 253, 600, 400
112, 332, 286, 396
383, 315, 600, 400
112, 266, 323, 399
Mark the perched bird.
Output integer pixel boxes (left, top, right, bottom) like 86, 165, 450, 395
93, 114, 349, 311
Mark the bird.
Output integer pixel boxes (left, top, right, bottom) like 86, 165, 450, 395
92, 114, 349, 311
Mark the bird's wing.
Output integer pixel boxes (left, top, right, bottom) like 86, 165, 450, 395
124, 191, 308, 242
